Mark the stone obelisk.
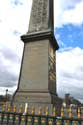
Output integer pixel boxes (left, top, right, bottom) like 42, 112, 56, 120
14, 0, 59, 107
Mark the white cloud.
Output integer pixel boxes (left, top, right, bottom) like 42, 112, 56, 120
0, 0, 32, 57
0, 0, 32, 34
56, 47, 83, 101
62, 1, 83, 26
0, 0, 33, 94
54, 0, 83, 27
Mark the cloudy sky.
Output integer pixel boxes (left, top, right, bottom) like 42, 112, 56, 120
0, 0, 83, 102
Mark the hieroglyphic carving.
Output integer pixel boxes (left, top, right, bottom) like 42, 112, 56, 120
28, 0, 49, 32
48, 43, 56, 93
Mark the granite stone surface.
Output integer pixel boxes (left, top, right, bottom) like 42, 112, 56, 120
28, 0, 49, 32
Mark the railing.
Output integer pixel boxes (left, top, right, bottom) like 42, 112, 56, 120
0, 104, 83, 125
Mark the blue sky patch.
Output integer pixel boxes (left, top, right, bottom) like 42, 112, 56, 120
55, 24, 83, 49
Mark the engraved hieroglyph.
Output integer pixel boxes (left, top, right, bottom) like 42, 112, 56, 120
28, 0, 49, 32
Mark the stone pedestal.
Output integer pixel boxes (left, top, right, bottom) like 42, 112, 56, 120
14, 31, 58, 103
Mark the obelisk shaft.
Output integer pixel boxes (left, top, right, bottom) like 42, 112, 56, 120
28, 0, 54, 32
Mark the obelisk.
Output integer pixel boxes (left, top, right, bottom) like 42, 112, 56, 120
14, 0, 59, 107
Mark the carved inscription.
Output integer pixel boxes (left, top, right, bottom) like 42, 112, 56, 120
48, 43, 56, 93
28, 0, 49, 32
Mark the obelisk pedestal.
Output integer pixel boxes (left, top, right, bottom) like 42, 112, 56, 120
13, 0, 59, 112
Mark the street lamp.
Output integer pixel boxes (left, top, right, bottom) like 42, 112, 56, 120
6, 89, 8, 101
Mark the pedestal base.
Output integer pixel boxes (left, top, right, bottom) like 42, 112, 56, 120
13, 90, 61, 115
13, 90, 52, 103
13, 90, 54, 115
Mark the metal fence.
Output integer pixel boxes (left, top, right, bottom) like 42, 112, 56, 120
0, 103, 83, 125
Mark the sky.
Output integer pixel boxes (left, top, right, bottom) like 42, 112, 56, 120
0, 0, 83, 102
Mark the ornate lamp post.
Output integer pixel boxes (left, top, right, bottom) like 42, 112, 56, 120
6, 89, 8, 101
